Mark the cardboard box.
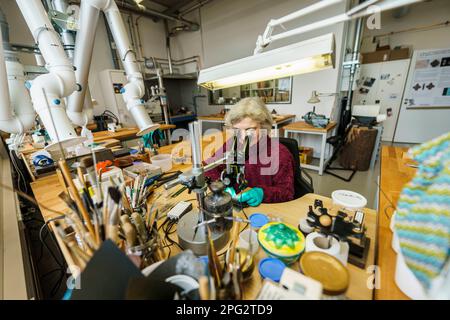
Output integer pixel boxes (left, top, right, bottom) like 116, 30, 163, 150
390, 48, 410, 60
362, 50, 390, 64
376, 45, 391, 51
362, 48, 410, 64
299, 147, 313, 164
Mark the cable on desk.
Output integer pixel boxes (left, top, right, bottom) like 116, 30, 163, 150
38, 215, 68, 297
39, 216, 66, 269
9, 150, 28, 193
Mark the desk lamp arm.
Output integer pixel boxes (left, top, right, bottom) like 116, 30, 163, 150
254, 0, 422, 54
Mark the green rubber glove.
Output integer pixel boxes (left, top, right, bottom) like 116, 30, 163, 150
225, 187, 237, 199
142, 132, 153, 148
238, 187, 264, 207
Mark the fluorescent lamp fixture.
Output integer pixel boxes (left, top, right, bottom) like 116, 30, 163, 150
198, 33, 335, 90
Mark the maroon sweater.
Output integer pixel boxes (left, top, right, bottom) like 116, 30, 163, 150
204, 136, 295, 203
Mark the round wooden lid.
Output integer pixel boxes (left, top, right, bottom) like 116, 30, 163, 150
300, 251, 350, 296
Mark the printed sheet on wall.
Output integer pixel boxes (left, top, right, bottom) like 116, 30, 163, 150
404, 48, 450, 109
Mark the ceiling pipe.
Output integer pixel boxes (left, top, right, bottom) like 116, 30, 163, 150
179, 0, 213, 17
69, 0, 199, 28
162, 0, 193, 16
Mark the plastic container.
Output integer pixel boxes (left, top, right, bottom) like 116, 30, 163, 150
331, 190, 367, 210
123, 162, 162, 179
300, 251, 349, 299
151, 154, 173, 172
237, 229, 259, 255
249, 213, 269, 230
258, 257, 286, 283
258, 222, 305, 265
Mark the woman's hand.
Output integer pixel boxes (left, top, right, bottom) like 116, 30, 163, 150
238, 187, 264, 207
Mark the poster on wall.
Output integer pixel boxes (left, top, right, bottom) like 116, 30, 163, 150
404, 48, 450, 109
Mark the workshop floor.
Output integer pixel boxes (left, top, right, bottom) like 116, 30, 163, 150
307, 142, 415, 210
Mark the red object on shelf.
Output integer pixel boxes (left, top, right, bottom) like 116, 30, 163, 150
96, 160, 113, 173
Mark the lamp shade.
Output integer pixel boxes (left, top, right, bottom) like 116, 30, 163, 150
307, 90, 321, 104
198, 33, 335, 90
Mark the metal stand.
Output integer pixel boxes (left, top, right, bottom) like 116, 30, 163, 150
177, 210, 230, 256
164, 121, 231, 255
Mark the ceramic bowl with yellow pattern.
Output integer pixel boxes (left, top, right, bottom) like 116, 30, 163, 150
257, 222, 305, 265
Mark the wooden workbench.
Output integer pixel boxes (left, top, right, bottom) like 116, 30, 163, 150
18, 126, 176, 181
92, 125, 175, 142
282, 121, 337, 133
375, 145, 416, 300
30, 138, 377, 300
198, 113, 295, 123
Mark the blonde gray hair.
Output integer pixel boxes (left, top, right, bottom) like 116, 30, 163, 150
225, 97, 274, 130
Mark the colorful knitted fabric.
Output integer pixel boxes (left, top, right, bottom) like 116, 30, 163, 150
394, 132, 450, 291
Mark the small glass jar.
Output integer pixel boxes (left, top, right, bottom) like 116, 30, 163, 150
126, 227, 160, 268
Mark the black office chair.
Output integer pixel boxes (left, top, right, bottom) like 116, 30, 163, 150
279, 137, 314, 199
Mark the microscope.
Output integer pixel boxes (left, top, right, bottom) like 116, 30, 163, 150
164, 123, 250, 255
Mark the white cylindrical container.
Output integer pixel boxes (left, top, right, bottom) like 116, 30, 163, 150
151, 154, 173, 172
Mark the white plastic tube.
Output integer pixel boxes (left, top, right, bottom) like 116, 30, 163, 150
66, 0, 99, 126
53, 0, 95, 126
0, 35, 35, 134
70, 0, 159, 135
105, 2, 159, 135
16, 0, 84, 151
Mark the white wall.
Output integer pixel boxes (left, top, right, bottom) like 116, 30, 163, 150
361, 0, 450, 53
92, 11, 167, 113
361, 0, 450, 143
169, 0, 349, 156
1, 0, 36, 66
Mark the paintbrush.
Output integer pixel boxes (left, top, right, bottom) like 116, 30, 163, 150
137, 176, 147, 206
122, 190, 132, 212
131, 212, 148, 244
198, 276, 210, 300
106, 186, 121, 243
228, 221, 240, 272
120, 214, 137, 247
56, 169, 69, 194
131, 175, 140, 209
207, 225, 223, 288
58, 160, 96, 240
101, 191, 109, 241
232, 249, 242, 299
58, 191, 96, 250
53, 222, 89, 269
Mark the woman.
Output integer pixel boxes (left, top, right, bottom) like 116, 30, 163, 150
204, 97, 295, 206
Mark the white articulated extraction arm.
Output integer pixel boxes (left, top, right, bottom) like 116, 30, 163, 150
16, 0, 85, 151
52, 0, 95, 125
0, 23, 35, 135
68, 0, 159, 135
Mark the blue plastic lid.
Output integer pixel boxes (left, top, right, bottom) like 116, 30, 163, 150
249, 213, 269, 229
198, 255, 209, 264
129, 149, 138, 154
258, 257, 286, 282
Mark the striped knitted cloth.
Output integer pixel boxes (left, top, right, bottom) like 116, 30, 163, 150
394, 132, 450, 291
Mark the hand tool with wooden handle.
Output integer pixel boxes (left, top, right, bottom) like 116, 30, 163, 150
58, 160, 96, 240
